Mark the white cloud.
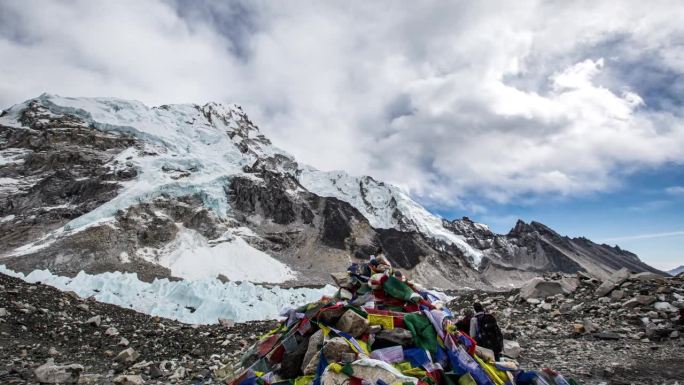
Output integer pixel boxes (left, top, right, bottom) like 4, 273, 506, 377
601, 230, 684, 243
666, 186, 684, 195
1, 0, 684, 209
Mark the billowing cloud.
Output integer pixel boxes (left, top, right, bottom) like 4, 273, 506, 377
1, 0, 683, 210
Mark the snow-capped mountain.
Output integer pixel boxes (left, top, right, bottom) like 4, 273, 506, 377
0, 94, 663, 288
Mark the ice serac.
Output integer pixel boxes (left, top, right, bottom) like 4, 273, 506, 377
0, 94, 663, 288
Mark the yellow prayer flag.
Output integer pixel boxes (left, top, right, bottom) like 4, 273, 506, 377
368, 314, 394, 330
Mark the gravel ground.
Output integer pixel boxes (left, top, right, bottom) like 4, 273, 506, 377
0, 273, 275, 384
1, 271, 683, 384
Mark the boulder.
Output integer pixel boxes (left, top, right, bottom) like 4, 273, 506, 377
595, 268, 631, 297
321, 359, 417, 385
85, 315, 102, 327
34, 360, 84, 384
322, 337, 356, 363
654, 302, 678, 312
335, 310, 369, 337
301, 329, 325, 375
503, 340, 522, 359
330, 272, 354, 289
105, 327, 119, 336
520, 278, 570, 299
115, 348, 140, 364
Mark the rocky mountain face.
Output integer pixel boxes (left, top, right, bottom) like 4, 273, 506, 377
0, 94, 663, 288
444, 217, 665, 286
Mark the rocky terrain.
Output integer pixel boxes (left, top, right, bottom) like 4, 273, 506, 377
450, 269, 684, 384
0, 272, 276, 384
1, 267, 683, 384
0, 95, 665, 290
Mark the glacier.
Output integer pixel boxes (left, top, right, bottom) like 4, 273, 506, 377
0, 265, 336, 324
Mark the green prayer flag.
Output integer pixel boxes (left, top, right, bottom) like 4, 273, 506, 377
383, 276, 416, 302
403, 313, 438, 353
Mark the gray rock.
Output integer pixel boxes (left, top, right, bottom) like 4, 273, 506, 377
595, 268, 631, 297
0, 308, 7, 317
654, 302, 678, 312
583, 319, 599, 334
503, 339, 522, 358
335, 309, 369, 337
375, 328, 414, 346
301, 329, 325, 375
520, 278, 566, 299
115, 348, 140, 363
610, 290, 625, 300
622, 298, 639, 308
330, 272, 354, 289
105, 327, 119, 336
322, 337, 355, 363
636, 295, 657, 305
34, 360, 84, 384
85, 315, 101, 327
218, 318, 235, 328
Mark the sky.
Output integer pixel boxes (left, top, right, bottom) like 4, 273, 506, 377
0, 0, 682, 270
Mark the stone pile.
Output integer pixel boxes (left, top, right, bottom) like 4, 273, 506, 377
226, 258, 576, 385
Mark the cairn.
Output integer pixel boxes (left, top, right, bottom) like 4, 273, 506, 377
228, 256, 574, 385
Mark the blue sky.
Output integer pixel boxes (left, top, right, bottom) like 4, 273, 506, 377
0, 1, 682, 270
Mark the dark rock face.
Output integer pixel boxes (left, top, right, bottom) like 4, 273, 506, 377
0, 101, 137, 256
228, 175, 301, 226
320, 199, 354, 249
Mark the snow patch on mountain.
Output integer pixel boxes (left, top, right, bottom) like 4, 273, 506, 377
157, 226, 296, 282
0, 265, 334, 324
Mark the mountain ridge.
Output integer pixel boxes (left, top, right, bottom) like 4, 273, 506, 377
0, 94, 665, 288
